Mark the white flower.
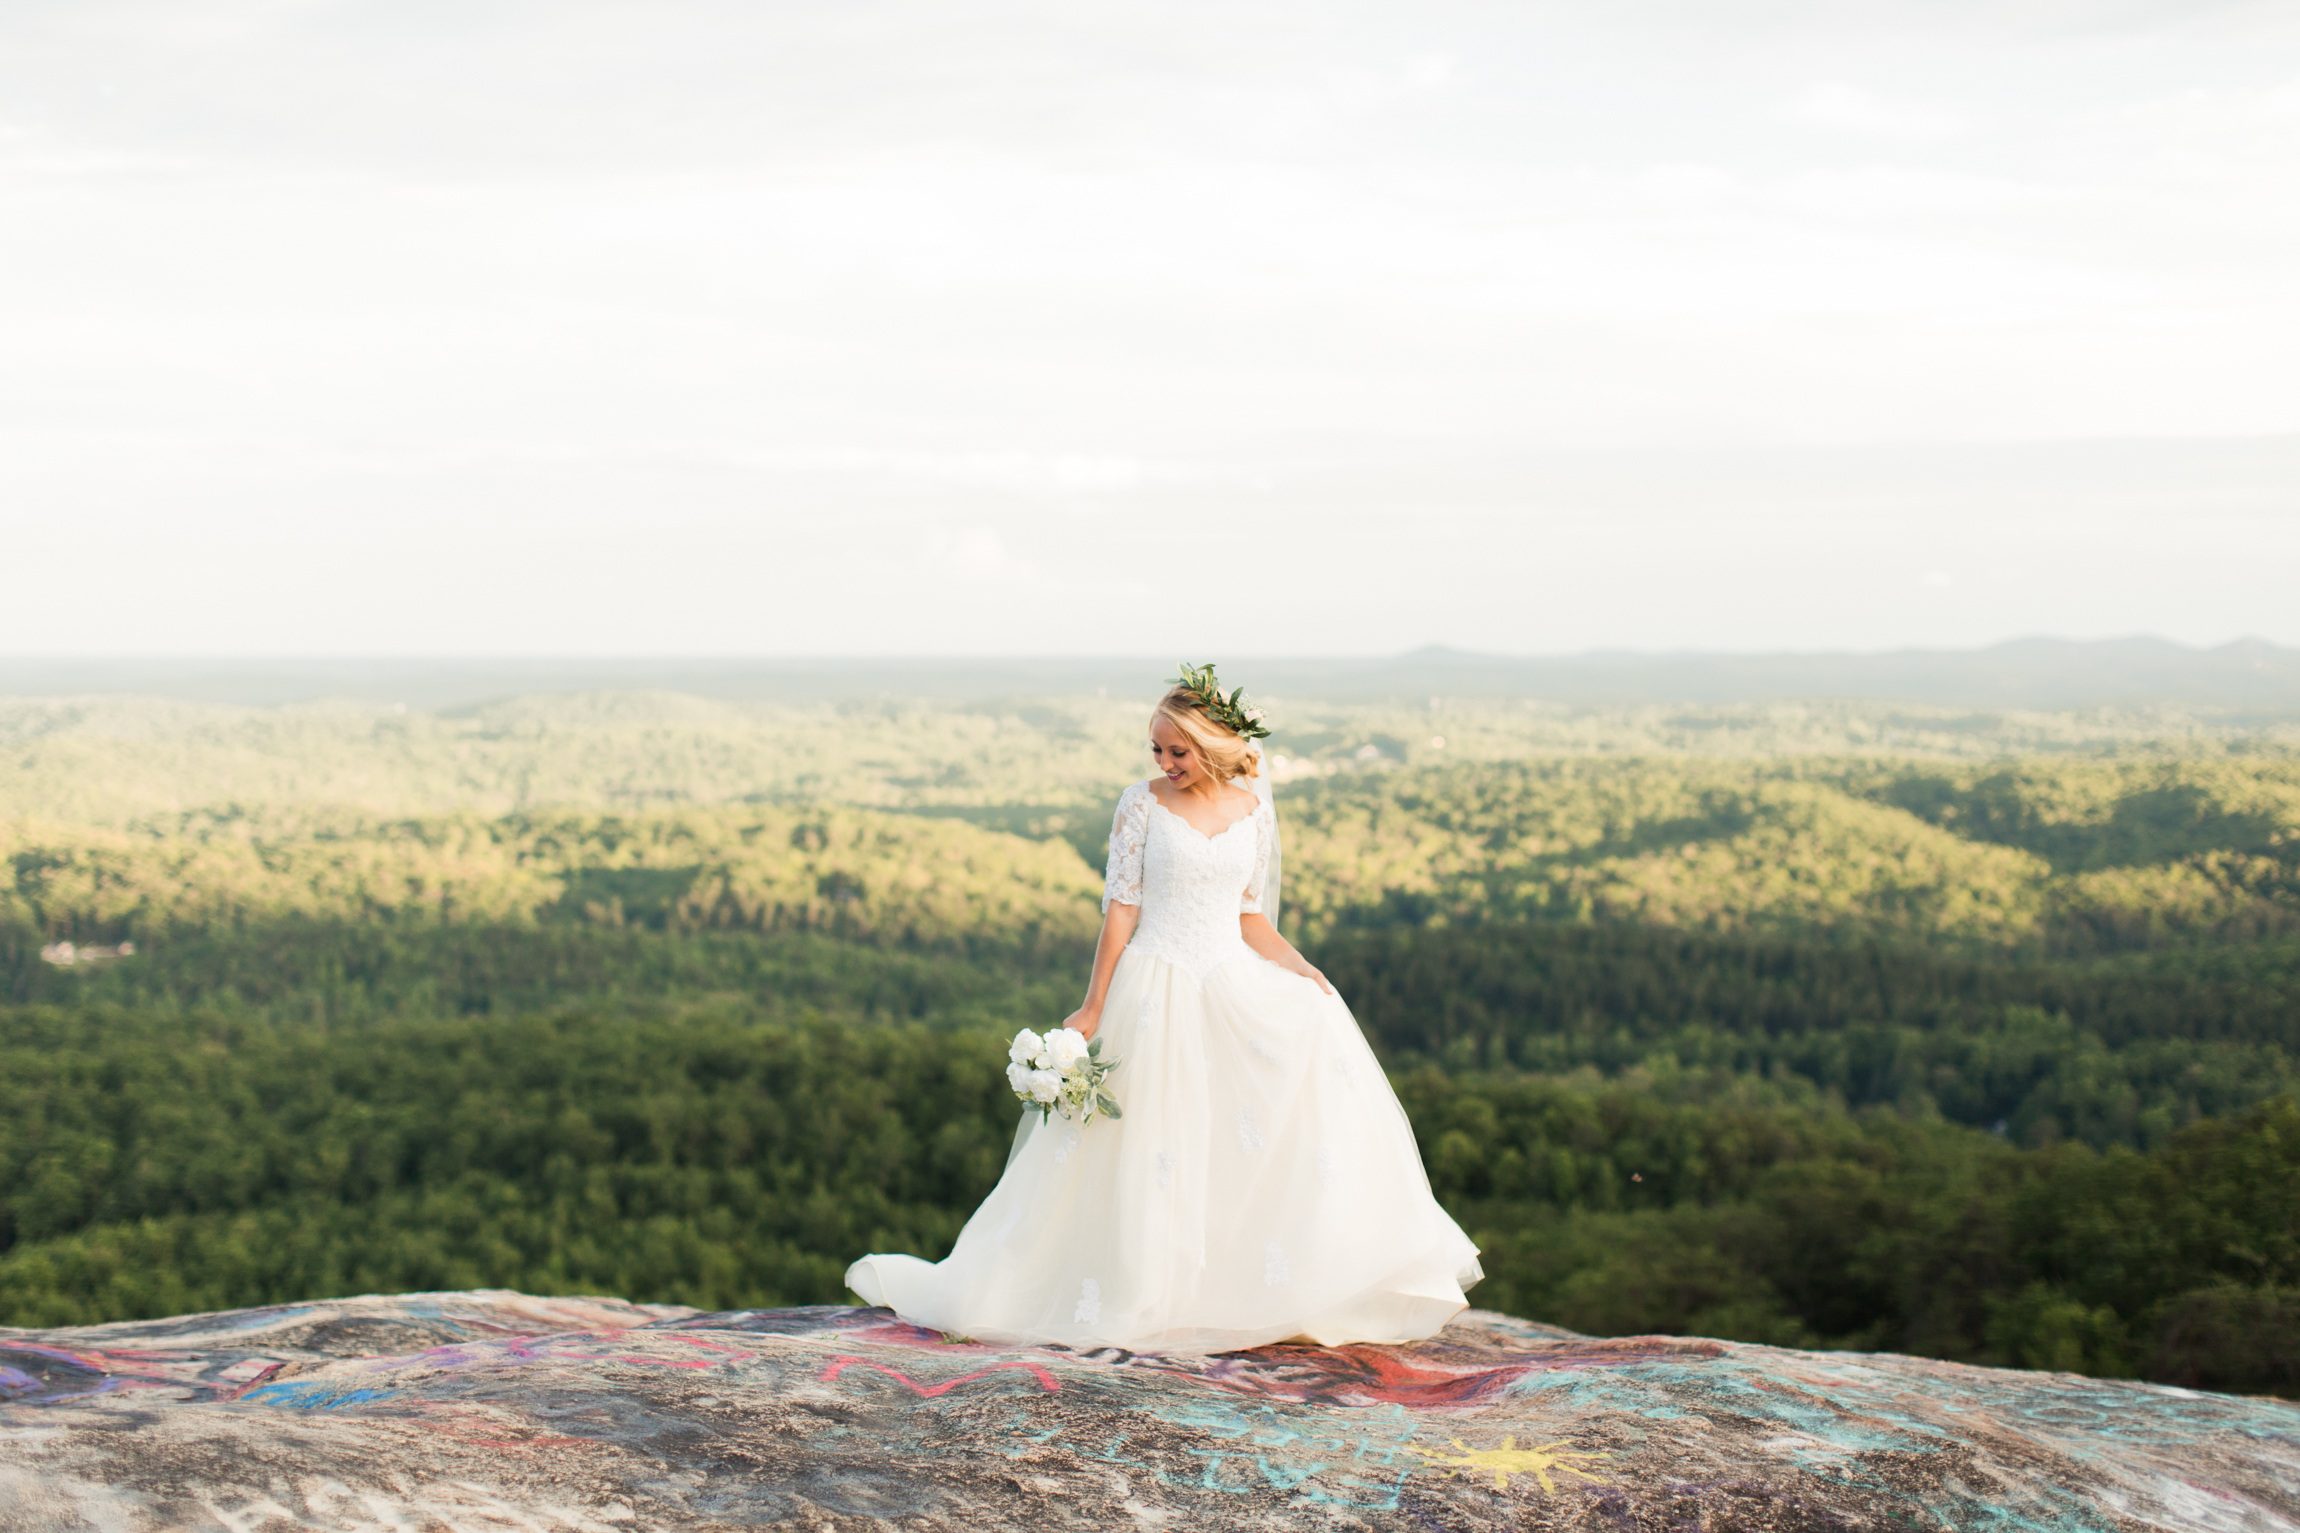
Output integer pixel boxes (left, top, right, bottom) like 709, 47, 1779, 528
1008, 1029, 1043, 1066
1027, 1069, 1062, 1103
1006, 1061, 1033, 1095
1045, 1028, 1089, 1070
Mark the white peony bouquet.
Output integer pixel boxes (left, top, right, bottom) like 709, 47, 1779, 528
1006, 1027, 1122, 1125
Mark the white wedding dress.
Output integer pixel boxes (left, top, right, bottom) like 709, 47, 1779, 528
845, 779, 1482, 1354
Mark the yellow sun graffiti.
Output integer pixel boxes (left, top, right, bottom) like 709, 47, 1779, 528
1412, 1435, 1612, 1494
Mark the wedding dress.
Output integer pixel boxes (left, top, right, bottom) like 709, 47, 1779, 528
845, 778, 1482, 1353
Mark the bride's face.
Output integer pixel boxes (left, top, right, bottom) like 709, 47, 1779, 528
1149, 717, 1208, 792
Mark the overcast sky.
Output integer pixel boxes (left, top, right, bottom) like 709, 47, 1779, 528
3, 0, 2296, 656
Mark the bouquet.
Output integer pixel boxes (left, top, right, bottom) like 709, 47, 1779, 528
1006, 1027, 1122, 1125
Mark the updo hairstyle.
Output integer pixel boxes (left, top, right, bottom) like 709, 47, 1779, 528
1151, 685, 1261, 785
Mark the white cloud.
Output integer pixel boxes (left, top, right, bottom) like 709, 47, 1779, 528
1, 0, 2297, 654
1401, 53, 1456, 92
952, 528, 1014, 578
1787, 83, 1967, 142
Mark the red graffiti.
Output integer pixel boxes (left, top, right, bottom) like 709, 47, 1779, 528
1142, 1333, 1730, 1409
819, 1355, 1061, 1397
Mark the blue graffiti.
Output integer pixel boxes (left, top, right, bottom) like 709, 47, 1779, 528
238, 1382, 401, 1412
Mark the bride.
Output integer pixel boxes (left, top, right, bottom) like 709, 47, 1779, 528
847, 665, 1482, 1353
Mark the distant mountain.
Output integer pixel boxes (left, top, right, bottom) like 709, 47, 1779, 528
1343, 637, 2300, 714
1, 637, 2297, 714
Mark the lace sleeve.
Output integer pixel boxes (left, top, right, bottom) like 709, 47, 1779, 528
1239, 798, 1277, 914
1102, 781, 1152, 912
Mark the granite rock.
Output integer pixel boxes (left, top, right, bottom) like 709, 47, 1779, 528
3, 1290, 2296, 1531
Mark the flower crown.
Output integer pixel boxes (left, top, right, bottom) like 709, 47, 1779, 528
1168, 661, 1271, 743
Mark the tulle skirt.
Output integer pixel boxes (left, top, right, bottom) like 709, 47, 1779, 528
846, 944, 1483, 1354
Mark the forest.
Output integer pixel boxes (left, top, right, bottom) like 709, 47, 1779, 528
2, 691, 2295, 1395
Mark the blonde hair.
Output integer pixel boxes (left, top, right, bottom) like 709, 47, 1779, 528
1151, 686, 1261, 785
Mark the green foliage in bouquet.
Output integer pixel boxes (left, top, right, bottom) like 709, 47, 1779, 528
1080, 1036, 1123, 1125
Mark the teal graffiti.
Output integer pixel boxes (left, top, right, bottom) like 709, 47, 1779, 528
239, 1382, 400, 1411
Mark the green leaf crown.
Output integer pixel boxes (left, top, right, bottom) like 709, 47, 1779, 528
1167, 661, 1272, 743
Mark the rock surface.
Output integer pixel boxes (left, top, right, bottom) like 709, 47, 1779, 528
3, 1291, 2296, 1531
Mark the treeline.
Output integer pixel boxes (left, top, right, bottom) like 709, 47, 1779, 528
0, 1005, 1006, 1328
1, 1000, 2290, 1392
1278, 756, 2300, 950
16, 917, 2296, 1155
10, 754, 2299, 959
0, 921, 1085, 1030
2, 806, 1101, 950
1404, 1074, 2300, 1392
1319, 925, 2300, 1148
15, 688, 2270, 831
0, 692, 1149, 827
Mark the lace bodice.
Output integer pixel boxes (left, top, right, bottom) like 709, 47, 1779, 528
1102, 778, 1275, 982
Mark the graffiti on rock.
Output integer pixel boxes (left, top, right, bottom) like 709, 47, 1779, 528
820, 1355, 1062, 1397
1412, 1434, 1613, 1494
1, 1292, 2294, 1532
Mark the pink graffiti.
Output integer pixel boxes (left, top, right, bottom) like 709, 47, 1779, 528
668, 1335, 752, 1356
846, 1320, 985, 1349
819, 1355, 1061, 1398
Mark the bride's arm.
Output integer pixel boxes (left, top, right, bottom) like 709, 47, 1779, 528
1063, 901, 1141, 1041
1240, 913, 1333, 993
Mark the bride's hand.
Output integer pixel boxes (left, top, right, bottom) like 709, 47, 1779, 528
1298, 963, 1333, 994
1063, 1006, 1102, 1041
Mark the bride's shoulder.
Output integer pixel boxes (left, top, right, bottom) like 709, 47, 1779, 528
1116, 778, 1156, 809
